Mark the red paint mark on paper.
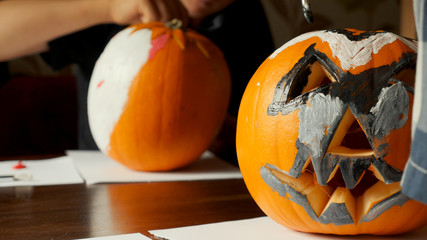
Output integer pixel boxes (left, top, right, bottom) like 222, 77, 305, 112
97, 80, 105, 88
149, 33, 169, 60
13, 160, 26, 169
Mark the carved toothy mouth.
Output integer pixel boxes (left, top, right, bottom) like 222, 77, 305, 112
261, 163, 409, 226
261, 108, 410, 226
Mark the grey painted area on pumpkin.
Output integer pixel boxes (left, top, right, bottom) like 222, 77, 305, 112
289, 140, 311, 178
370, 82, 409, 138
298, 93, 346, 160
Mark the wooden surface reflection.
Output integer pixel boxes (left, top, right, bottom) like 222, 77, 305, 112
0, 179, 265, 239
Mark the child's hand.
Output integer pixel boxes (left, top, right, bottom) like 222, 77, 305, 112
107, 0, 189, 26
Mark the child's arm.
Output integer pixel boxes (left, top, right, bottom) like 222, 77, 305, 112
0, 0, 188, 61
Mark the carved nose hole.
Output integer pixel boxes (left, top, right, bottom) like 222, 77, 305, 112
328, 108, 372, 152
341, 119, 371, 149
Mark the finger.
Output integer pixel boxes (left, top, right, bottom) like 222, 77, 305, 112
139, 0, 161, 23
173, 1, 189, 26
155, 0, 172, 22
161, 0, 189, 26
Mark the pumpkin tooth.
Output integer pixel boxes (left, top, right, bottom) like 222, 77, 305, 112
336, 154, 373, 189
357, 181, 409, 223
319, 187, 356, 225
261, 164, 332, 218
340, 167, 367, 190
323, 148, 375, 189
369, 157, 403, 183
315, 153, 339, 186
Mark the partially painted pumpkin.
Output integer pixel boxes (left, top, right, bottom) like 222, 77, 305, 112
236, 29, 427, 235
88, 20, 231, 171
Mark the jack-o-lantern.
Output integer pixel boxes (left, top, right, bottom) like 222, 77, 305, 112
236, 29, 427, 235
88, 20, 231, 171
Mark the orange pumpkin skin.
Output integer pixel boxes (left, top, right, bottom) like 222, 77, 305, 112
88, 21, 231, 171
236, 29, 427, 235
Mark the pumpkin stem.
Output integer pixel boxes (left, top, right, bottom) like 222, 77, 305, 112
165, 19, 184, 30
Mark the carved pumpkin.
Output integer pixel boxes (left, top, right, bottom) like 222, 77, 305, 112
236, 29, 427, 235
88, 20, 231, 171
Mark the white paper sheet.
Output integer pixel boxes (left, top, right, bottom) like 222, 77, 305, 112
75, 233, 150, 240
149, 216, 427, 240
0, 156, 84, 187
68, 150, 242, 185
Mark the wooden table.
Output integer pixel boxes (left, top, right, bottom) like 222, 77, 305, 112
0, 178, 265, 239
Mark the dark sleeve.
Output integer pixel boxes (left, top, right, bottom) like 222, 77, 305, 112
41, 24, 124, 78
198, 0, 276, 117
0, 62, 10, 87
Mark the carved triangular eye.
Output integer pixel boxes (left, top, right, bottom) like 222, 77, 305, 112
287, 61, 337, 103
